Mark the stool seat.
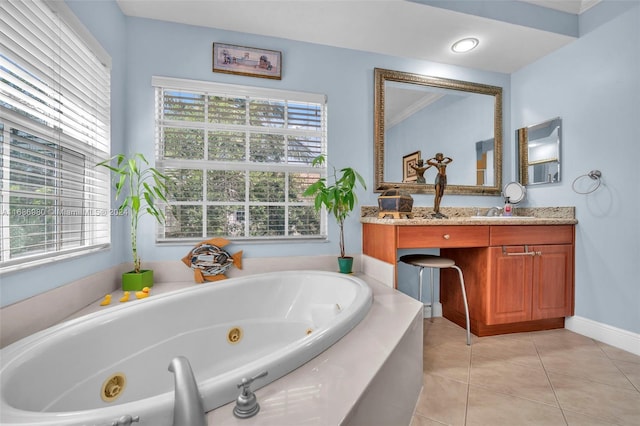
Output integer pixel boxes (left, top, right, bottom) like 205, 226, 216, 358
399, 254, 455, 269
399, 253, 472, 345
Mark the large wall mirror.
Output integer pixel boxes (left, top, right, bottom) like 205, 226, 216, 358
374, 68, 503, 195
516, 117, 562, 186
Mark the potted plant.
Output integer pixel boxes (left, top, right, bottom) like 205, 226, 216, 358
304, 154, 366, 273
98, 153, 168, 290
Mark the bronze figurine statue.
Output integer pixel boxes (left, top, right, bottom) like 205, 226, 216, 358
426, 153, 453, 218
410, 159, 431, 184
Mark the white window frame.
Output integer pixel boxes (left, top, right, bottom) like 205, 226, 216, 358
0, 0, 112, 273
152, 76, 328, 243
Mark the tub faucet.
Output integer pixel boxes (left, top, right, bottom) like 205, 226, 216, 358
168, 356, 207, 426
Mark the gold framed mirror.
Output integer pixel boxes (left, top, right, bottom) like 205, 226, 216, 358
374, 68, 503, 195
516, 117, 562, 186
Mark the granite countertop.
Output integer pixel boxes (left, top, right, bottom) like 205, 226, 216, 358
360, 206, 577, 225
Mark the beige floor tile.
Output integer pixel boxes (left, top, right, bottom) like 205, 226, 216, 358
470, 354, 558, 406
613, 358, 640, 390
563, 410, 622, 426
596, 341, 640, 364
466, 385, 566, 426
540, 350, 636, 389
532, 329, 605, 358
471, 334, 542, 368
414, 373, 468, 426
424, 318, 473, 348
549, 371, 640, 426
423, 341, 470, 383
410, 413, 448, 426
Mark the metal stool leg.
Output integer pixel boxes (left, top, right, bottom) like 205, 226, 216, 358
418, 266, 424, 317
451, 265, 471, 345
429, 267, 435, 322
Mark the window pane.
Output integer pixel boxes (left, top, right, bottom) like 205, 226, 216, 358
165, 205, 202, 238
207, 170, 245, 202
250, 133, 285, 163
208, 131, 245, 161
288, 137, 323, 165
288, 102, 322, 130
289, 172, 321, 200
249, 205, 284, 237
7, 129, 87, 258
165, 169, 203, 201
250, 171, 285, 202
208, 96, 246, 124
163, 127, 204, 159
207, 205, 244, 237
163, 91, 205, 122
250, 99, 284, 128
289, 206, 321, 236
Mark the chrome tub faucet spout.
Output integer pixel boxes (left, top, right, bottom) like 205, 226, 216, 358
168, 356, 207, 426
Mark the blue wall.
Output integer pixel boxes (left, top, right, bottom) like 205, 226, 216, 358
511, 2, 640, 333
2, 1, 638, 337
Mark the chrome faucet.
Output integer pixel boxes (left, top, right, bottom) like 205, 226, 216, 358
486, 206, 502, 217
168, 356, 207, 426
233, 371, 268, 419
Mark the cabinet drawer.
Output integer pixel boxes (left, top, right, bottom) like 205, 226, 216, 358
490, 225, 574, 246
398, 226, 489, 248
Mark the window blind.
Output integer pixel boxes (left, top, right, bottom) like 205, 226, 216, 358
152, 76, 327, 242
0, 0, 111, 272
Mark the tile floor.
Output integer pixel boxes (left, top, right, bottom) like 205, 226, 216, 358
411, 318, 640, 426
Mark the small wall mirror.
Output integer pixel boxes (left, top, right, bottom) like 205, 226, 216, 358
374, 68, 503, 195
516, 117, 562, 186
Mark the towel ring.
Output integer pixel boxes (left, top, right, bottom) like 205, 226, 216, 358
572, 170, 601, 194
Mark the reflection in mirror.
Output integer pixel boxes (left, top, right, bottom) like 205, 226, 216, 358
374, 68, 503, 195
517, 117, 561, 186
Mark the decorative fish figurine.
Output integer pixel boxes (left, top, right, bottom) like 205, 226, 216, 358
182, 237, 243, 283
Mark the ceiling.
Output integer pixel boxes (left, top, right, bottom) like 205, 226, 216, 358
116, 0, 600, 74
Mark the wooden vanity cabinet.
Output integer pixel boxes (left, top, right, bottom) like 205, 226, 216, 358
441, 225, 575, 336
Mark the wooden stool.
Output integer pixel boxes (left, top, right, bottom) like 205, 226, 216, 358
399, 254, 471, 345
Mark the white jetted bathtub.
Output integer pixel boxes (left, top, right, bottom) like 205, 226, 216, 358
0, 270, 373, 425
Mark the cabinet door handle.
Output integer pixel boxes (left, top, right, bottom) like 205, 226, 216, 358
505, 252, 537, 256
443, 234, 451, 240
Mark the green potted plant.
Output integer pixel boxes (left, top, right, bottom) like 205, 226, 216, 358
98, 153, 168, 290
304, 154, 366, 273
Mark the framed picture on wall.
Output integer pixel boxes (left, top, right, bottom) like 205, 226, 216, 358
212, 43, 282, 80
403, 151, 421, 182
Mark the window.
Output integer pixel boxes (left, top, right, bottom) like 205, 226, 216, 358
153, 76, 327, 241
0, 0, 111, 272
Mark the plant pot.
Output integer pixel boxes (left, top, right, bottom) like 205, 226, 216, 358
122, 269, 154, 291
337, 257, 354, 274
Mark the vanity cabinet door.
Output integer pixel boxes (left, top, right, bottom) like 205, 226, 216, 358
486, 244, 574, 325
486, 246, 532, 325
531, 244, 574, 320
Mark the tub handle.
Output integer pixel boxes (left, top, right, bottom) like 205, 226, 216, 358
233, 370, 268, 418
110, 414, 139, 426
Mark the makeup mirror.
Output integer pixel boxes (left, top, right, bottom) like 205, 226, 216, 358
516, 117, 562, 186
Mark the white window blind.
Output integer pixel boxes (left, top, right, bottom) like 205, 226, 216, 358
153, 76, 327, 241
0, 0, 111, 272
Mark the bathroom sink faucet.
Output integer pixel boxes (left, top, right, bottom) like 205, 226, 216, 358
486, 206, 502, 217
168, 356, 207, 426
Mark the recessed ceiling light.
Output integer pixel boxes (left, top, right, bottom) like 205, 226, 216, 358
451, 38, 479, 53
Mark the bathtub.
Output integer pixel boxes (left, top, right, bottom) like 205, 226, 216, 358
0, 270, 372, 426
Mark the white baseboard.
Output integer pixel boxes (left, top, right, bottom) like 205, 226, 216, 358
565, 316, 640, 356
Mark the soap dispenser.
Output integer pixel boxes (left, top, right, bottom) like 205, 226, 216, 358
503, 197, 513, 216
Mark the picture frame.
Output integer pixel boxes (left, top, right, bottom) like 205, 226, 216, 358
212, 43, 282, 80
402, 151, 421, 182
